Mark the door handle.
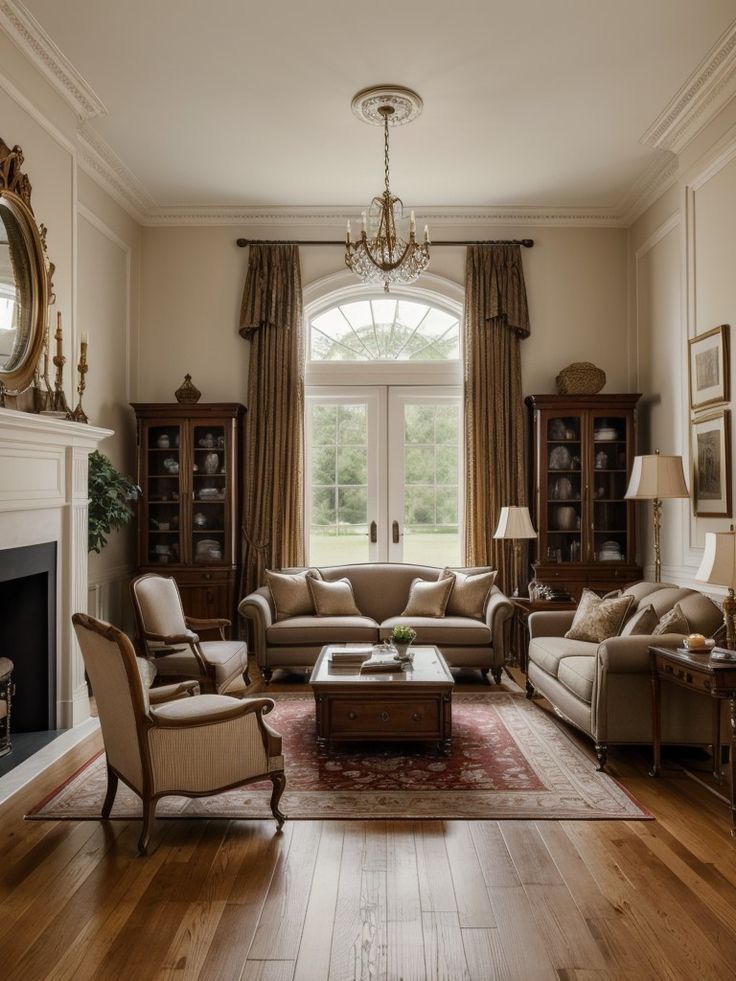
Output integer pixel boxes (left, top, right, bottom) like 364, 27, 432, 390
392, 520, 400, 544
369, 520, 377, 543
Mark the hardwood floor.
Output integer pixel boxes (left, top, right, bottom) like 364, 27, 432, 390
2, 668, 736, 980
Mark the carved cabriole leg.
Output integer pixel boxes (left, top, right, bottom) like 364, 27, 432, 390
729, 697, 736, 837
138, 797, 157, 856
491, 667, 502, 686
101, 764, 119, 818
712, 699, 722, 783
594, 743, 608, 772
269, 771, 286, 829
243, 664, 252, 688
261, 666, 273, 683
525, 679, 535, 699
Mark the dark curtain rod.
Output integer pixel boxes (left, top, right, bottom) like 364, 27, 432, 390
236, 237, 533, 248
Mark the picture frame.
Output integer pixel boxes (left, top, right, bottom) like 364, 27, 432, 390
692, 409, 732, 518
688, 324, 729, 410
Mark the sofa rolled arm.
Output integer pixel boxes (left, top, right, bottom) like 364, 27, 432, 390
597, 633, 685, 675
239, 588, 273, 665
528, 610, 575, 639
485, 587, 514, 662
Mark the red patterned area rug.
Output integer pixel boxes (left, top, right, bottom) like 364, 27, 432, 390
27, 693, 650, 821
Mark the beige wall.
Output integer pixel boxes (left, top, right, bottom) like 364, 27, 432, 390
629, 97, 736, 587
0, 31, 141, 624
139, 224, 629, 403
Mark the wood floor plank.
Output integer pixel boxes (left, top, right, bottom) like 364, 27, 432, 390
468, 821, 520, 888
461, 927, 512, 980
293, 821, 343, 981
444, 821, 496, 928
422, 911, 470, 980
386, 821, 426, 981
415, 820, 457, 913
241, 961, 295, 981
499, 822, 564, 886
484, 886, 558, 980
246, 821, 320, 961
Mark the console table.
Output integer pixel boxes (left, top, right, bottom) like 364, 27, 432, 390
649, 645, 736, 835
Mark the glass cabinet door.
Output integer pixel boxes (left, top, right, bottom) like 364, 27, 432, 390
591, 413, 631, 564
144, 422, 183, 567
191, 422, 229, 565
543, 413, 583, 564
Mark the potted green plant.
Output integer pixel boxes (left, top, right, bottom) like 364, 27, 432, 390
391, 624, 417, 661
88, 450, 139, 553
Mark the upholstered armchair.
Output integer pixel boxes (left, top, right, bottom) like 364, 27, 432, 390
73, 612, 285, 855
130, 573, 249, 694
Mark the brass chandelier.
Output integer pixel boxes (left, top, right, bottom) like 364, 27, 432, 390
345, 86, 430, 292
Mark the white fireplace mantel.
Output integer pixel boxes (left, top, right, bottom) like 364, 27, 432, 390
0, 407, 113, 728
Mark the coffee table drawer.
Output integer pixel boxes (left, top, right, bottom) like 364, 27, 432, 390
329, 698, 440, 736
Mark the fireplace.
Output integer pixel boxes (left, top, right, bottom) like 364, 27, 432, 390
0, 542, 57, 732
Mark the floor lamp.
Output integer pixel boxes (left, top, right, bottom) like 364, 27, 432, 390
624, 451, 689, 583
493, 506, 537, 597
696, 530, 736, 651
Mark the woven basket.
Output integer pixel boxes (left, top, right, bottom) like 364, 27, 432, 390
556, 362, 606, 396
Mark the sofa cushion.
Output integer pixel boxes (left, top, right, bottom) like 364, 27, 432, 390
620, 604, 659, 637
653, 602, 689, 636
565, 588, 633, 643
266, 616, 379, 646
155, 640, 247, 689
402, 576, 454, 617
266, 569, 321, 621
308, 576, 362, 617
315, 564, 442, 623
380, 616, 491, 646
528, 636, 597, 678
557, 656, 596, 704
440, 567, 496, 618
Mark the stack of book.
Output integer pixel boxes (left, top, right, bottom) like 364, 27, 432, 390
328, 646, 372, 667
359, 653, 405, 673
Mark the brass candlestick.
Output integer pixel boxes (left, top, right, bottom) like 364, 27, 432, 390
48, 312, 71, 417
71, 338, 89, 423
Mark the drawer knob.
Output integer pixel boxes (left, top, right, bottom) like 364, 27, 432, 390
204, 572, 212, 581
348, 711, 356, 720
379, 711, 390, 722
412, 712, 421, 722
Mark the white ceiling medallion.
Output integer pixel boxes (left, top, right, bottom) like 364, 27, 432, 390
351, 85, 423, 127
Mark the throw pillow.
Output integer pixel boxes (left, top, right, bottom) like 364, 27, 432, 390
440, 567, 496, 619
564, 588, 634, 644
265, 568, 321, 621
620, 604, 659, 637
308, 576, 362, 617
653, 602, 690, 636
401, 576, 454, 618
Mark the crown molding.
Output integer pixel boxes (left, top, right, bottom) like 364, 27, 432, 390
141, 203, 624, 228
641, 18, 736, 154
76, 126, 152, 223
0, 0, 106, 121
617, 151, 679, 226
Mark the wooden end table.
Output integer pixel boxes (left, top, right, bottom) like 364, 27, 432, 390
649, 644, 736, 835
309, 645, 454, 755
512, 597, 577, 673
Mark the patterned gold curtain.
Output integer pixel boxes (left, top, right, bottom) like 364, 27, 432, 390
464, 244, 530, 592
240, 244, 305, 595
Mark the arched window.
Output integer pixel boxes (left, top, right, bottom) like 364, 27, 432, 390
303, 274, 464, 566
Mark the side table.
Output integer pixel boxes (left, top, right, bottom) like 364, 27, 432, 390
512, 598, 577, 674
649, 645, 736, 835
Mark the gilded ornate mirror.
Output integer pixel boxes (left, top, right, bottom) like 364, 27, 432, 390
0, 139, 51, 395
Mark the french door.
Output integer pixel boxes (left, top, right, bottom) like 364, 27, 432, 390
305, 386, 463, 566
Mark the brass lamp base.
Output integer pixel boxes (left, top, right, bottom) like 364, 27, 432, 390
652, 497, 663, 584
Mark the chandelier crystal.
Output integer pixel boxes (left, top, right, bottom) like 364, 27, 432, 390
345, 89, 430, 292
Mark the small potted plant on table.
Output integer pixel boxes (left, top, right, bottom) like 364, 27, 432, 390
390, 625, 417, 662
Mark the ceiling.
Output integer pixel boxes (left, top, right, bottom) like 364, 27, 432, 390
14, 0, 736, 212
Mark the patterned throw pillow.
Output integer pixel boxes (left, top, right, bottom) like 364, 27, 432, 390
653, 602, 690, 636
564, 588, 634, 643
307, 576, 362, 617
620, 604, 659, 637
401, 576, 455, 618
440, 568, 496, 619
265, 568, 322, 621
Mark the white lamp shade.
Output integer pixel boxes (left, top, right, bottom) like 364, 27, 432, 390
625, 454, 689, 500
696, 531, 736, 589
493, 506, 537, 540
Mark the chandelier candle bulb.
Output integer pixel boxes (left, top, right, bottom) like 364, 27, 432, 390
424, 225, 430, 243
346, 220, 351, 243
362, 211, 367, 233
410, 210, 416, 237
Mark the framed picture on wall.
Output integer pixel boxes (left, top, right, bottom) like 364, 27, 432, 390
689, 324, 729, 410
692, 409, 732, 517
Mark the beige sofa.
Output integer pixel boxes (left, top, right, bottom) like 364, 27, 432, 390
526, 582, 724, 770
239, 563, 513, 682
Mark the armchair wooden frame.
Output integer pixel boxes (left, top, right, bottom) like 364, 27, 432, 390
130, 572, 251, 693
72, 613, 285, 855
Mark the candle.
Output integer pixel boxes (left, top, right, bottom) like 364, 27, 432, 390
410, 210, 416, 237
81, 331, 89, 349
346, 220, 351, 243
361, 211, 367, 233
424, 224, 430, 244
55, 312, 63, 359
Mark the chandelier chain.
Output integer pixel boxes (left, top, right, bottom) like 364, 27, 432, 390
384, 112, 390, 197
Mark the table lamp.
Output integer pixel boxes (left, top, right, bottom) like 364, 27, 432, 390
696, 529, 736, 650
493, 506, 537, 597
624, 450, 689, 583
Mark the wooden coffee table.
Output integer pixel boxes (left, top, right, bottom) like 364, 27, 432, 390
309, 645, 454, 755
